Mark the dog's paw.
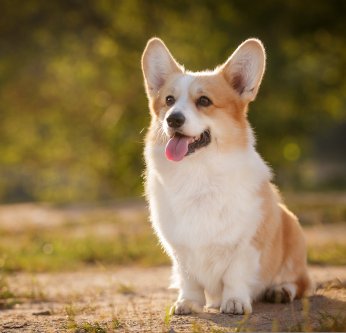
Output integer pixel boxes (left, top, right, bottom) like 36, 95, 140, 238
220, 298, 252, 315
170, 299, 203, 315
264, 284, 295, 303
205, 301, 221, 310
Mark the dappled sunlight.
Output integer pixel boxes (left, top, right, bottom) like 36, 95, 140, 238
0, 1, 345, 203
0, 1, 345, 331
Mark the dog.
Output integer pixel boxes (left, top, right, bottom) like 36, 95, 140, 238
141, 37, 311, 315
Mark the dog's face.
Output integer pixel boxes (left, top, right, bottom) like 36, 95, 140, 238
142, 38, 266, 161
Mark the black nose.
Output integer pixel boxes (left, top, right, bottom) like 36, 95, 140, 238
167, 112, 185, 128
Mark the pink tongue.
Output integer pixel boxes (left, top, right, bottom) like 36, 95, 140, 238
165, 135, 190, 161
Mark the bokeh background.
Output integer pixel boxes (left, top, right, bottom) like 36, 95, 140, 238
0, 4, 345, 327
1, 0, 345, 204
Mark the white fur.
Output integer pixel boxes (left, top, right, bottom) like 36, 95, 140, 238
163, 75, 209, 138
145, 135, 272, 313
143, 38, 271, 315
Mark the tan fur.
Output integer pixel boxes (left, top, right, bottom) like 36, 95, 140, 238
142, 38, 311, 313
145, 45, 311, 297
253, 183, 311, 298
148, 73, 249, 151
151, 74, 184, 117
190, 75, 249, 149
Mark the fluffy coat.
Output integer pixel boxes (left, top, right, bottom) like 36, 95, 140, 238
141, 37, 310, 315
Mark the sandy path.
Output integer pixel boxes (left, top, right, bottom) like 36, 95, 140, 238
0, 265, 345, 332
0, 202, 345, 331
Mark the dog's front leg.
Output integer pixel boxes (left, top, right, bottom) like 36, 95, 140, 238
220, 251, 256, 315
221, 283, 252, 315
171, 269, 205, 315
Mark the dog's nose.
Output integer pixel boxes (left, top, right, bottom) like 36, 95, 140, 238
167, 112, 185, 128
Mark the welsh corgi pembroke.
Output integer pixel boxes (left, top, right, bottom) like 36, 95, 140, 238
141, 37, 311, 315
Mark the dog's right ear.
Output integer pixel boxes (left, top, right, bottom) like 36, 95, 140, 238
141, 38, 183, 99
220, 39, 266, 102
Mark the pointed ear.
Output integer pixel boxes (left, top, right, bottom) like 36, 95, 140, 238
141, 38, 183, 98
220, 39, 266, 102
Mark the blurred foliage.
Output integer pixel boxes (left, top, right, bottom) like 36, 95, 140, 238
0, 201, 344, 272
308, 243, 346, 266
0, 0, 345, 202
285, 192, 346, 225
0, 209, 169, 272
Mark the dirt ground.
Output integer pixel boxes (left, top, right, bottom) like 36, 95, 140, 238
0, 265, 345, 332
0, 201, 345, 332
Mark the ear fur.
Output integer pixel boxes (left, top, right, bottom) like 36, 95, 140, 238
141, 38, 183, 98
220, 39, 266, 102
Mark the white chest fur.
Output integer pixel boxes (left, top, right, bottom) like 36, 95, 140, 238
145, 144, 271, 282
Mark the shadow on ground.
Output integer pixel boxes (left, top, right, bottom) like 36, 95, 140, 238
0, 267, 346, 332
179, 294, 346, 332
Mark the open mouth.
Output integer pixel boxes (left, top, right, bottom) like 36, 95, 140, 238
165, 130, 211, 162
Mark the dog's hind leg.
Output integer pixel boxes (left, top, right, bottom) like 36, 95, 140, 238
264, 282, 297, 303
263, 272, 311, 303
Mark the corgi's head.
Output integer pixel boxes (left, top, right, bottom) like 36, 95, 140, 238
141, 38, 266, 162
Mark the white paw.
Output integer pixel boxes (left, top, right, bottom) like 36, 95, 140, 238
220, 298, 252, 315
170, 299, 203, 315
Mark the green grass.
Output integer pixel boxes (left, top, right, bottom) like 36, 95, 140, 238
117, 283, 136, 295
0, 200, 345, 273
71, 321, 107, 333
1, 224, 344, 272
0, 213, 169, 272
163, 305, 172, 329
0, 273, 47, 309
285, 192, 346, 225
0, 232, 168, 272
0, 275, 17, 309
65, 304, 108, 332
307, 243, 346, 266
65, 302, 125, 332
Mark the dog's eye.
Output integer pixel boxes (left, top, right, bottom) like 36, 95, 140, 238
166, 95, 175, 107
197, 96, 212, 107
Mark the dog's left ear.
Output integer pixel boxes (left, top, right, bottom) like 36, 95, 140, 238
220, 39, 266, 102
142, 38, 183, 99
